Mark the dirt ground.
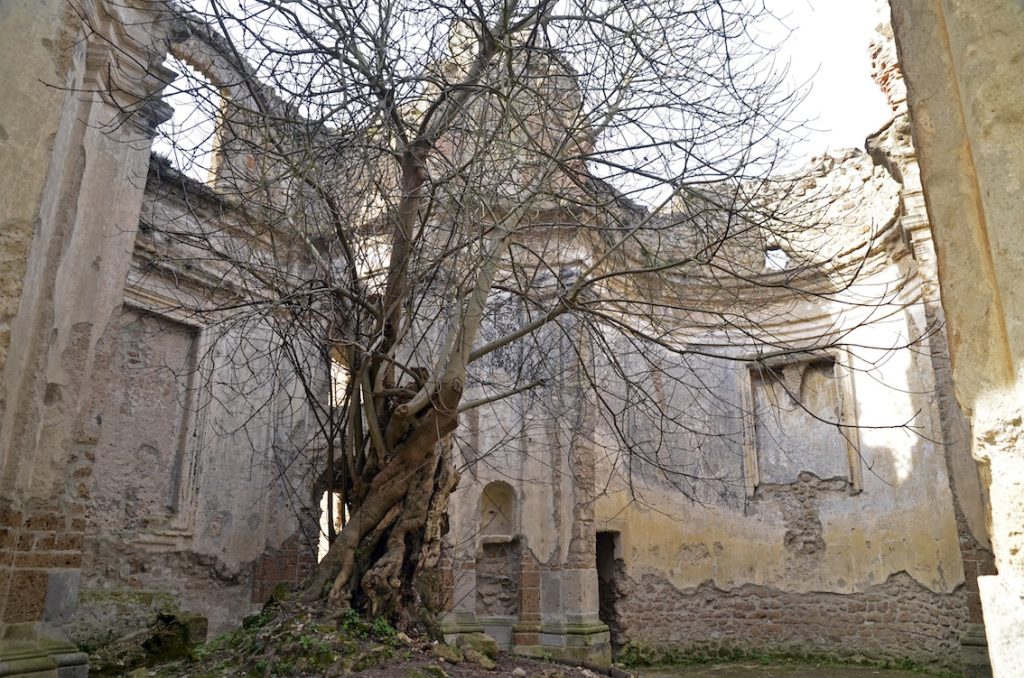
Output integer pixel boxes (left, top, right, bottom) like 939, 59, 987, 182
136, 602, 941, 678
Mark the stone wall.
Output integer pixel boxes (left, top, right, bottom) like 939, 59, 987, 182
0, 1, 174, 672
0, 2, 327, 666
61, 156, 324, 651
589, 148, 970, 670
0, 0, 77, 376
615, 571, 967, 670
866, 16, 996, 636
0, 503, 85, 626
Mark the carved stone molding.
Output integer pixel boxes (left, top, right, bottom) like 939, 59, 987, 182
741, 349, 862, 497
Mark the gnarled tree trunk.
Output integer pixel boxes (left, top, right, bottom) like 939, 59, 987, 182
303, 376, 464, 630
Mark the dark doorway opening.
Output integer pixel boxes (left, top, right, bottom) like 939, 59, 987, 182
596, 530, 623, 650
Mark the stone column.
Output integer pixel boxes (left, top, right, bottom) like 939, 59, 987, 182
888, 1, 1024, 675
0, 1, 171, 674
546, 440, 610, 665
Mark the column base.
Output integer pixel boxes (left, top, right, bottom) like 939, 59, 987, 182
477, 615, 516, 651
440, 609, 484, 646
512, 618, 541, 648
514, 619, 611, 666
0, 623, 88, 677
961, 622, 992, 678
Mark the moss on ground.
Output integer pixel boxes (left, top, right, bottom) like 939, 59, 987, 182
153, 600, 404, 677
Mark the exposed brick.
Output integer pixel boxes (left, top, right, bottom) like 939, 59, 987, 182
0, 568, 10, 604
520, 587, 540, 613
14, 551, 82, 568
0, 506, 22, 528
24, 512, 63, 531
33, 532, 56, 551
54, 533, 84, 552
249, 530, 317, 604
2, 569, 48, 623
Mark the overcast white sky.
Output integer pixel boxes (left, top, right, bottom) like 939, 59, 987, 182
767, 0, 892, 158
157, 0, 895, 180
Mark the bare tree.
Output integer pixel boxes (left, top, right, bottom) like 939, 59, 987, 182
104, 0, 914, 628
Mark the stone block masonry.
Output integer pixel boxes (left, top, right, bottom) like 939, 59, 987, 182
615, 571, 967, 671
0, 498, 88, 677
0, 424, 94, 630
0, 501, 82, 626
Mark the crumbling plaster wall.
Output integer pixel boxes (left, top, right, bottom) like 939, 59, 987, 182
865, 15, 995, 630
448, 380, 585, 560
442, 138, 971, 668
63, 160, 323, 648
590, 151, 968, 667
0, 0, 327, 663
0, 0, 74, 377
442, 248, 610, 663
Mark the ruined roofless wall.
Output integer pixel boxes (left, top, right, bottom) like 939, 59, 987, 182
440, 143, 969, 669
62, 154, 324, 657
0, 1, 328, 662
590, 147, 968, 670
888, 1, 1024, 675
0, 2, 177, 672
0, 0, 984, 674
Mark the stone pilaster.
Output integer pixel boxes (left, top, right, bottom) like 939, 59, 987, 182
0, 1, 171, 674
529, 400, 610, 665
889, 1, 1024, 675
512, 550, 542, 648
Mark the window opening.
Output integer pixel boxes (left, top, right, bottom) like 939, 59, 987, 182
764, 246, 791, 271
153, 55, 221, 184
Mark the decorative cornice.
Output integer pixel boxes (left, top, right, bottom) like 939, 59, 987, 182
81, 0, 177, 134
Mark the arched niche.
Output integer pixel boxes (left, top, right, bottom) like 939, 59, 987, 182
475, 481, 521, 648
479, 481, 516, 538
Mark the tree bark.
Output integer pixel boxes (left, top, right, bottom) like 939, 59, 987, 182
303, 385, 462, 629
